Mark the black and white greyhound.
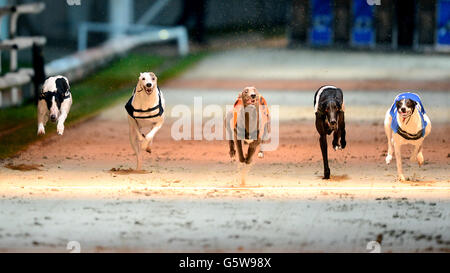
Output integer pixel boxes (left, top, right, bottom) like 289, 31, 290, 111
314, 85, 346, 179
37, 76, 72, 136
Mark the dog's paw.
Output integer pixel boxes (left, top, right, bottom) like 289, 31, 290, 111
140, 140, 149, 151
417, 153, 424, 166
229, 149, 236, 158
37, 124, 45, 136
146, 147, 152, 154
340, 140, 346, 149
397, 174, 406, 182
333, 145, 342, 151
258, 152, 264, 158
57, 125, 64, 136
385, 155, 393, 165
323, 169, 330, 180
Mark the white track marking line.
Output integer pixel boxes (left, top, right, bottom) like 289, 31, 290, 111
11, 186, 450, 191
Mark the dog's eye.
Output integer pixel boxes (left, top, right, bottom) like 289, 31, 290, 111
142, 78, 145, 81
152, 78, 155, 81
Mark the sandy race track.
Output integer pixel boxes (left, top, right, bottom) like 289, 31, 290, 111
0, 49, 449, 252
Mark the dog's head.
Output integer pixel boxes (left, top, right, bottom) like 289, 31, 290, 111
321, 99, 342, 130
240, 87, 259, 107
396, 98, 416, 119
42, 77, 70, 122
138, 72, 157, 95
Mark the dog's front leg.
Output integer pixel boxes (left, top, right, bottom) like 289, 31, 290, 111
246, 140, 261, 164
393, 136, 405, 181
319, 134, 330, 179
332, 130, 341, 150
37, 113, 47, 135
235, 139, 245, 163
229, 140, 236, 158
37, 102, 48, 135
128, 116, 144, 142
384, 113, 394, 164
142, 121, 163, 153
129, 124, 142, 171
56, 112, 68, 135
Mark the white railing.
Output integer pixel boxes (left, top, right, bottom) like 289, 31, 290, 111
0, 2, 46, 107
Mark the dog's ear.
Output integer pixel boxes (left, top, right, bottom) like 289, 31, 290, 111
55, 78, 69, 94
395, 100, 402, 109
406, 99, 417, 108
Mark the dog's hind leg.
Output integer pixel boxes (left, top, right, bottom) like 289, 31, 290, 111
411, 141, 424, 166
417, 144, 424, 166
229, 140, 236, 158
339, 112, 346, 149
319, 134, 330, 179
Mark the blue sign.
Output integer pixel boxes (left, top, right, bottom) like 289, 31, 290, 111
351, 0, 375, 47
309, 0, 333, 46
437, 0, 450, 47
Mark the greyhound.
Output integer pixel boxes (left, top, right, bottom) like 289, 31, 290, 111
384, 92, 431, 181
226, 86, 270, 164
37, 76, 72, 136
314, 85, 346, 179
125, 72, 165, 171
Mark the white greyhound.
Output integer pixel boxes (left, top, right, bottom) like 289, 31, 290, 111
384, 92, 431, 182
125, 72, 165, 171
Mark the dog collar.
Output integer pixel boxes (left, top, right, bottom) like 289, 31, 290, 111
38, 91, 71, 101
38, 91, 71, 110
125, 87, 164, 119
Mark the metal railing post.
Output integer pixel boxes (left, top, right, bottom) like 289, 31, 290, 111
78, 23, 88, 51
177, 27, 189, 56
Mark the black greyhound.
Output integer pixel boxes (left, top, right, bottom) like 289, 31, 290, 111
314, 86, 346, 179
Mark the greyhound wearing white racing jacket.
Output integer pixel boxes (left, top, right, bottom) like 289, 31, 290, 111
125, 72, 165, 171
384, 92, 431, 182
37, 76, 72, 136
